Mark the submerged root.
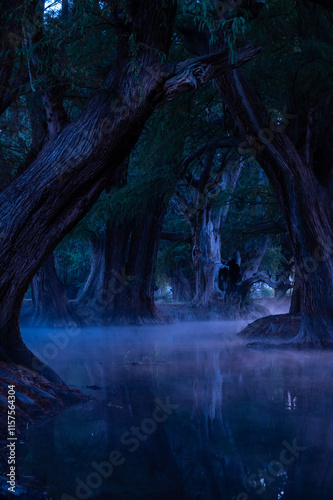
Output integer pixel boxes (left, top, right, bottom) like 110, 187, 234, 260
247, 338, 333, 350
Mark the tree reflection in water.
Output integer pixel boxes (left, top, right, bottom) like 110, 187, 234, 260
21, 322, 333, 499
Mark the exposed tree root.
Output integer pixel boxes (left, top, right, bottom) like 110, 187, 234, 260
239, 313, 301, 339
0, 359, 90, 482
239, 313, 333, 350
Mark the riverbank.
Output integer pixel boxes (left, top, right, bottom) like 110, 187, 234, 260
0, 360, 90, 498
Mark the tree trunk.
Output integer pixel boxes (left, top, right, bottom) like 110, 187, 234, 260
75, 220, 131, 324
192, 204, 225, 307
170, 266, 194, 302
76, 190, 172, 324
241, 236, 270, 281
192, 160, 242, 309
0, 0, 177, 373
289, 274, 301, 315
239, 236, 270, 302
217, 69, 333, 346
0, 0, 259, 375
27, 254, 79, 327
239, 271, 292, 304
112, 201, 172, 324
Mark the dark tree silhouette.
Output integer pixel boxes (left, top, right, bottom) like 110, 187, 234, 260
0, 0, 260, 378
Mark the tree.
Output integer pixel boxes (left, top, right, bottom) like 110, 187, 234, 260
179, 0, 333, 344
29, 254, 79, 326
0, 0, 260, 378
77, 104, 187, 324
190, 154, 243, 308
215, 0, 333, 345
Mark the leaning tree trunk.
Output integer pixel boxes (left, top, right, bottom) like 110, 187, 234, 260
0, 0, 259, 377
0, 0, 178, 377
217, 69, 333, 346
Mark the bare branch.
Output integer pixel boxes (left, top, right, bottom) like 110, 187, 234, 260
239, 271, 294, 293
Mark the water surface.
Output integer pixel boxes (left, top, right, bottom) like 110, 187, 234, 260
20, 321, 333, 499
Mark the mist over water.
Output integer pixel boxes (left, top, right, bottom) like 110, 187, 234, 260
20, 321, 333, 499
256, 297, 291, 316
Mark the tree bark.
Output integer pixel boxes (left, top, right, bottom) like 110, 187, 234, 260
24, 254, 79, 327
239, 271, 292, 302
217, 69, 333, 346
75, 197, 174, 325
241, 236, 270, 281
0, 0, 178, 371
170, 267, 194, 302
111, 198, 172, 324
0, 0, 260, 374
192, 159, 242, 309
75, 219, 131, 324
289, 274, 301, 315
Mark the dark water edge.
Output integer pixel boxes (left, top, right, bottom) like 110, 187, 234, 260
13, 321, 333, 500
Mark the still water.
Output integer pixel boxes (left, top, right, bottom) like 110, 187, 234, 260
20, 321, 333, 500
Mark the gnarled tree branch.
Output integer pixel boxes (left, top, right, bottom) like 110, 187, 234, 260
158, 43, 262, 106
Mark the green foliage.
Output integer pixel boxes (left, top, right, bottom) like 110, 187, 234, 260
2, 0, 321, 301
155, 240, 193, 295
260, 241, 289, 278
0, 98, 31, 188
157, 241, 192, 275
220, 160, 287, 276
55, 238, 91, 289
179, 0, 249, 45
244, 0, 333, 111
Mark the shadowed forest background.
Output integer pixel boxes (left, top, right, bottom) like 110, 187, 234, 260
0, 0, 333, 498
